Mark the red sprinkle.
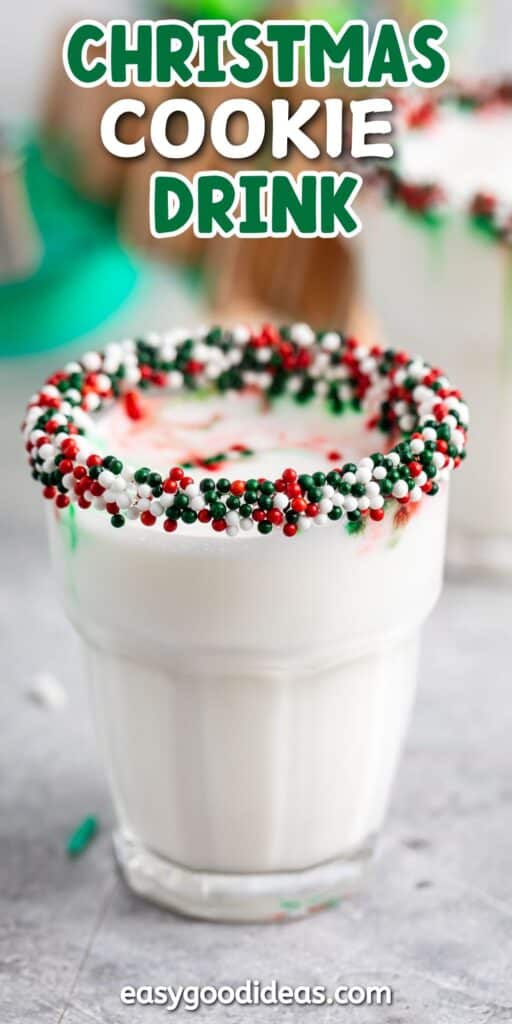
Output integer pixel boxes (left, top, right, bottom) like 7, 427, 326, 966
61, 439, 78, 458
124, 390, 145, 421
268, 509, 284, 526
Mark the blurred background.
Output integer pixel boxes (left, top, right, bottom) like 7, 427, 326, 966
2, 1, 510, 359
1, 1, 509, 357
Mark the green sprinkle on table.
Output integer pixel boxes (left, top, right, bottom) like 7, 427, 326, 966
66, 816, 99, 858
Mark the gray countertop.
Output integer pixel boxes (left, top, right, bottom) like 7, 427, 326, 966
2, 514, 512, 1024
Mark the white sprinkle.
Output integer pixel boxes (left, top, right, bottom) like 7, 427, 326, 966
81, 351, 102, 372
28, 672, 67, 710
321, 332, 341, 353
410, 438, 425, 454
319, 498, 333, 514
290, 323, 315, 347
232, 325, 251, 345
392, 480, 409, 499
273, 493, 288, 511
343, 495, 358, 513
98, 470, 114, 488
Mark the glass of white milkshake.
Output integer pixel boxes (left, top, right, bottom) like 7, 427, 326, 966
359, 83, 512, 573
23, 323, 468, 921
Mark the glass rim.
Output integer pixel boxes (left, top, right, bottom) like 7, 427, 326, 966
22, 323, 468, 540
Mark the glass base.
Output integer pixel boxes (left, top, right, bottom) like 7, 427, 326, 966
114, 829, 377, 922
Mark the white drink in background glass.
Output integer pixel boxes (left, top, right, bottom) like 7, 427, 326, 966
359, 98, 512, 573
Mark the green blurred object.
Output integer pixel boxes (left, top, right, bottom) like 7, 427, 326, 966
159, 0, 268, 18
0, 141, 139, 357
156, 0, 466, 20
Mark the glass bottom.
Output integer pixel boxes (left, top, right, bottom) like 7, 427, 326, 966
114, 829, 377, 923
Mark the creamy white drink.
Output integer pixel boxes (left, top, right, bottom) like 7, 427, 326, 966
359, 89, 512, 571
24, 324, 468, 920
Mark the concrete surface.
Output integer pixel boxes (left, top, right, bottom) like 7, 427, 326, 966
2, 513, 512, 1023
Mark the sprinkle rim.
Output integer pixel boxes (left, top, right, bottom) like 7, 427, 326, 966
22, 324, 468, 539
368, 80, 512, 244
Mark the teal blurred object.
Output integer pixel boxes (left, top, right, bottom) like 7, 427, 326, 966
0, 141, 139, 357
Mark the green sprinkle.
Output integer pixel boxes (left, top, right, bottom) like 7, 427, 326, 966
260, 480, 275, 495
281, 899, 302, 911
258, 521, 273, 535
66, 815, 98, 858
